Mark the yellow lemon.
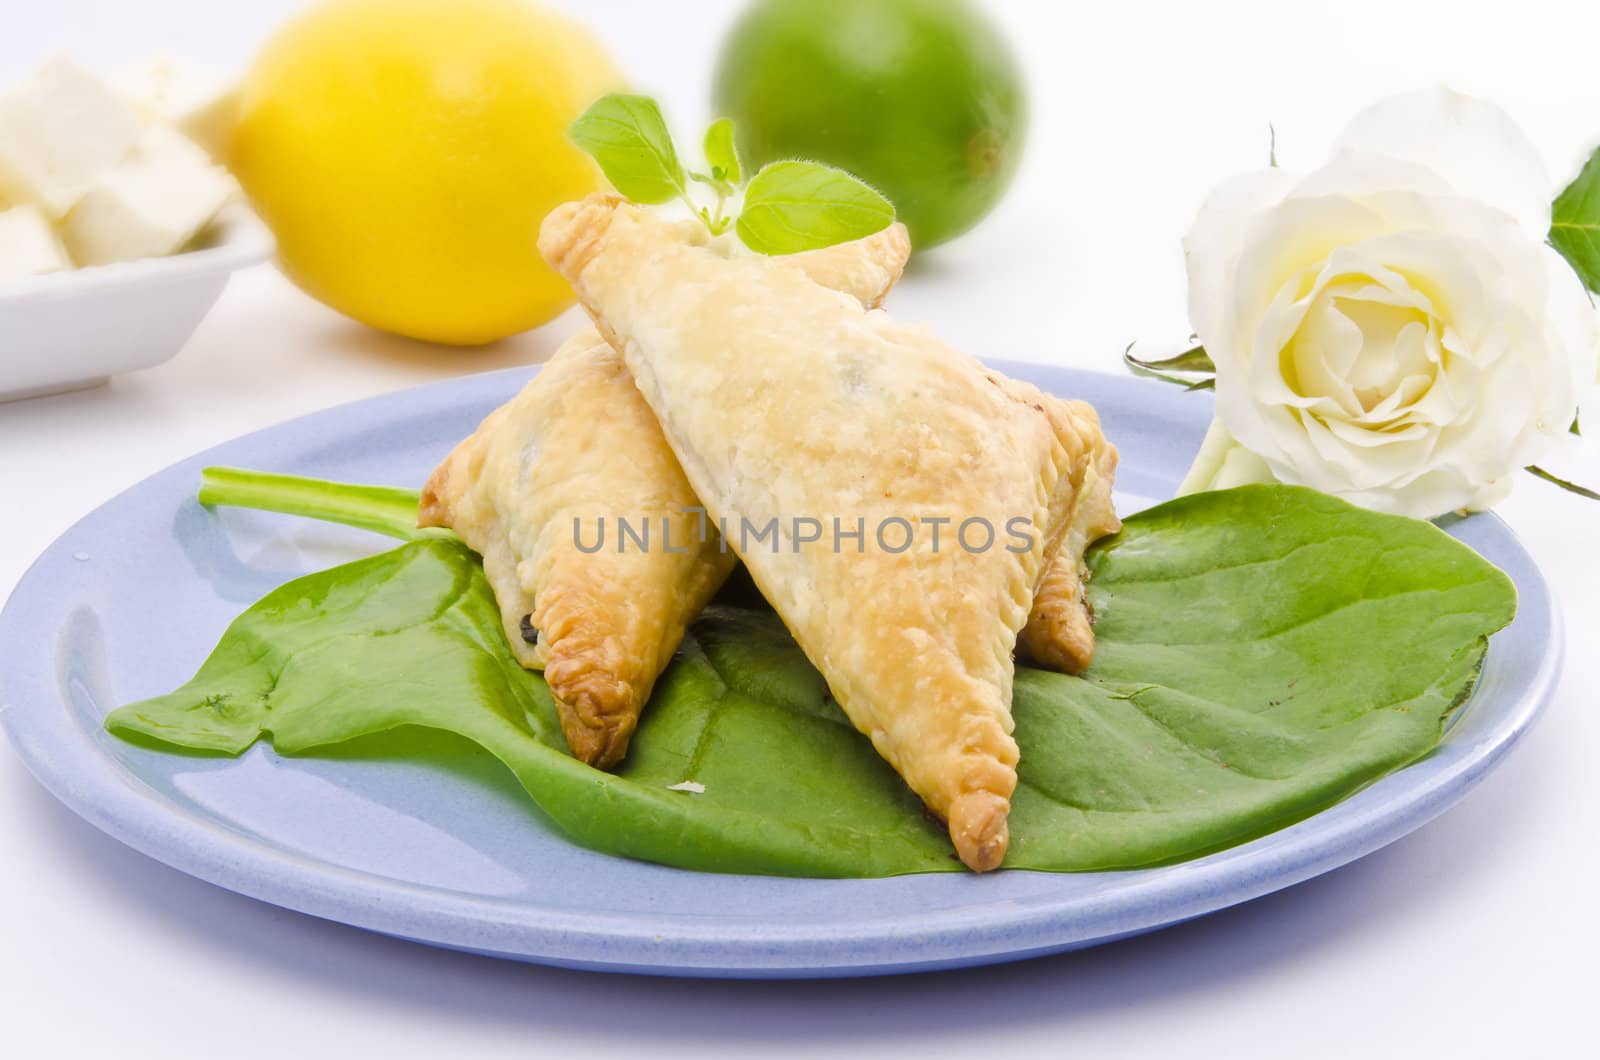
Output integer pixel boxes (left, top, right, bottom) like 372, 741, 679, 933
232, 0, 620, 346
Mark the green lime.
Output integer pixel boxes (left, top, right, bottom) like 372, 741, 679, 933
713, 0, 1027, 250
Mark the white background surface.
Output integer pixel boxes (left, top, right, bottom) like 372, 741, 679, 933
3, 1, 1597, 1056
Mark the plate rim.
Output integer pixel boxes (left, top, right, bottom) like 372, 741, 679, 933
0, 363, 1564, 977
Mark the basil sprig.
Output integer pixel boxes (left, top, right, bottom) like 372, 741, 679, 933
568, 93, 894, 254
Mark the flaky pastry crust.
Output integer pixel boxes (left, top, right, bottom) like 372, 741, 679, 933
540, 195, 1111, 870
419, 225, 912, 767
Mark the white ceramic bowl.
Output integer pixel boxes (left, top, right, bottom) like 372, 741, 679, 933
0, 206, 273, 402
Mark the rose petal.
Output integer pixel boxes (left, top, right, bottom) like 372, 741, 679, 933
1215, 362, 1330, 490
1213, 441, 1278, 489
1331, 86, 1552, 237
1290, 295, 1365, 417
1341, 466, 1499, 517
1341, 305, 1430, 406
1288, 150, 1455, 204
1229, 195, 1390, 354
1360, 371, 1432, 422
1543, 246, 1600, 393
1302, 411, 1431, 490
1320, 412, 1430, 450
1183, 168, 1299, 360
1176, 418, 1278, 495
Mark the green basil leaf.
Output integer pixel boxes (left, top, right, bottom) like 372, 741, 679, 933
703, 117, 742, 185
568, 93, 686, 205
110, 477, 1515, 875
1551, 145, 1600, 293
737, 161, 895, 255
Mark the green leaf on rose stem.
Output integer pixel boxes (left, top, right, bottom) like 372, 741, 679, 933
108, 475, 1515, 876
1550, 145, 1600, 294
703, 117, 742, 185
736, 161, 895, 255
1123, 343, 1217, 388
1526, 464, 1600, 501
568, 94, 687, 205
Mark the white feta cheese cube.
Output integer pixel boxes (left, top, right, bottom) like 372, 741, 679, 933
112, 56, 240, 163
0, 204, 71, 279
136, 123, 218, 171
60, 134, 237, 266
0, 57, 143, 217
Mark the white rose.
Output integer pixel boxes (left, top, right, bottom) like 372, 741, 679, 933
1178, 87, 1600, 518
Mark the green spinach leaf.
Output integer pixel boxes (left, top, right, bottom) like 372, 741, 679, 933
108, 482, 1515, 876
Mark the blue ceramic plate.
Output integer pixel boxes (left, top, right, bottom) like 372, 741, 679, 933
0, 364, 1561, 978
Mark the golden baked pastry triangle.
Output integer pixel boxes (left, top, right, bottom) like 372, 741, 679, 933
419, 221, 911, 767
541, 195, 1111, 870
